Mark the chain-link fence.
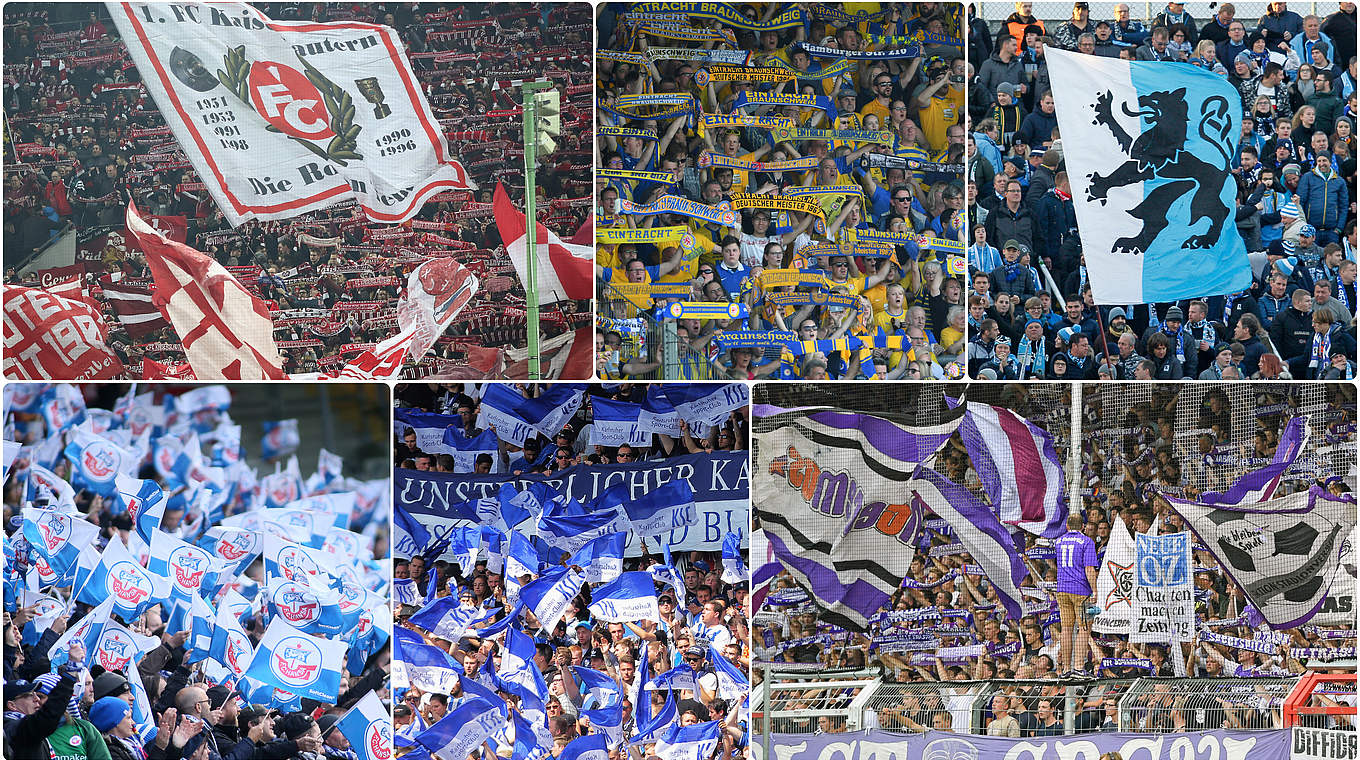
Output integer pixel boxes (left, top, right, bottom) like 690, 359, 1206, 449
1120, 677, 1297, 731
973, 1, 1335, 24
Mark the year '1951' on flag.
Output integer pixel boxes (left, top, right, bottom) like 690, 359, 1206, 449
108, 1, 474, 226
1047, 48, 1252, 305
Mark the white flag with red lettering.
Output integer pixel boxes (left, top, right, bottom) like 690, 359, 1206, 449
125, 203, 287, 380
108, 2, 474, 227
493, 183, 591, 305
337, 258, 478, 379
3, 286, 126, 380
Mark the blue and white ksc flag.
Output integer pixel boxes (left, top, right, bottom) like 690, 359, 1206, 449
394, 409, 460, 455
721, 532, 747, 584
506, 531, 542, 579
621, 480, 698, 538
638, 384, 684, 436
559, 734, 609, 760
661, 383, 749, 432
631, 687, 678, 744
588, 398, 651, 447
494, 625, 549, 701
519, 566, 585, 632
443, 426, 502, 473
587, 572, 660, 623
477, 384, 537, 446
335, 691, 391, 760
654, 720, 723, 760
571, 666, 621, 711
516, 384, 587, 438
570, 532, 626, 584
241, 618, 346, 703
261, 420, 300, 461
392, 627, 462, 693
1047, 48, 1251, 304
416, 697, 506, 760
75, 538, 171, 620
707, 643, 748, 700
392, 577, 419, 606
408, 597, 482, 641
511, 710, 550, 760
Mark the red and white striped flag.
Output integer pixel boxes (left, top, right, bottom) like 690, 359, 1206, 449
125, 203, 286, 380
493, 183, 591, 305
99, 277, 170, 339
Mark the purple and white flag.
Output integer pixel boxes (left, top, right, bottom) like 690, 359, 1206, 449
1196, 416, 1309, 507
957, 402, 1068, 537
752, 402, 964, 631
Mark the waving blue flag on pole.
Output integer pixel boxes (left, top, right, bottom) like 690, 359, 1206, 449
569, 532, 626, 584
416, 697, 505, 760
587, 572, 660, 623
1047, 48, 1251, 304
559, 734, 609, 760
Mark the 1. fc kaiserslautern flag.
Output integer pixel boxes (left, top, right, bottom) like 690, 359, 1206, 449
108, 2, 474, 226
1047, 48, 1253, 305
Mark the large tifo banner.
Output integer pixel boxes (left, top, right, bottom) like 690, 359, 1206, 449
1132, 531, 1194, 643
109, 2, 474, 226
1047, 48, 1251, 305
394, 453, 747, 558
754, 730, 1290, 760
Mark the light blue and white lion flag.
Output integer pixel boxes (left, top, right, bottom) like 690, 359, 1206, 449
1047, 49, 1252, 305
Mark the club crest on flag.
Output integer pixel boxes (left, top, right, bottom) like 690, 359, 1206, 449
272, 582, 322, 625
169, 546, 209, 589
215, 531, 257, 561
277, 546, 321, 579
95, 629, 135, 672
80, 440, 121, 483
271, 634, 324, 687
367, 721, 393, 760
109, 561, 155, 606
36, 513, 69, 554
225, 629, 251, 674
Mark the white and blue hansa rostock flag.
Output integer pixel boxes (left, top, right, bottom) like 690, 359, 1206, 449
1047, 48, 1252, 305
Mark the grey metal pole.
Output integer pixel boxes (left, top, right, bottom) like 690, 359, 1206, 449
762, 663, 773, 760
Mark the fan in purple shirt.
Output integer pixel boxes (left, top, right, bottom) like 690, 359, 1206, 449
1053, 514, 1099, 678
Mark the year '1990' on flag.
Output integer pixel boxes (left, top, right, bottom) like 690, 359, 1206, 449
108, 1, 475, 226
1047, 48, 1252, 305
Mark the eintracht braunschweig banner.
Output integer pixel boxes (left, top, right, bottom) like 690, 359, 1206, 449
108, 2, 475, 226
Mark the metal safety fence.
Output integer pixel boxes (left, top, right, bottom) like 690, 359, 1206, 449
756, 668, 1317, 736
974, 1, 1333, 24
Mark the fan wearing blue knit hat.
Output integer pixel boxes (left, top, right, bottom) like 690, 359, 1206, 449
89, 697, 140, 760
7, 666, 104, 760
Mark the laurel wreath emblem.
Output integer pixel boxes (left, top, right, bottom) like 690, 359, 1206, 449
217, 46, 363, 166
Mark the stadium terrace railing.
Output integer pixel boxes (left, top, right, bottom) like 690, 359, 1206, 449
757, 670, 1322, 736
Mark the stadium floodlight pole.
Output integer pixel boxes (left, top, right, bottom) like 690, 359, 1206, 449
520, 82, 562, 380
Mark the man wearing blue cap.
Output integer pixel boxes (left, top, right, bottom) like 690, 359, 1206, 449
13, 669, 106, 760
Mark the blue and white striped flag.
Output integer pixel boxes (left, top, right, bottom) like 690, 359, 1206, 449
519, 566, 584, 633
516, 384, 587, 438
416, 697, 505, 760
538, 509, 628, 558
654, 720, 723, 760
707, 642, 748, 700
559, 734, 609, 760
209, 593, 254, 679
392, 627, 461, 693
721, 532, 747, 584
443, 426, 502, 473
122, 661, 158, 745
587, 572, 659, 623
75, 538, 171, 620
621, 480, 697, 538
588, 398, 650, 447
494, 624, 549, 702
570, 532, 626, 584
409, 597, 482, 641
21, 507, 99, 584
1047, 48, 1251, 304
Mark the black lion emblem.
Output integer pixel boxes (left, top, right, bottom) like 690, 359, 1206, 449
1087, 87, 1234, 254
